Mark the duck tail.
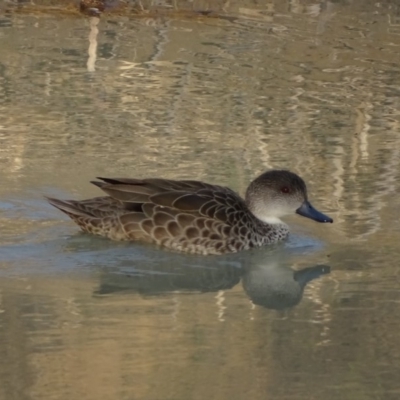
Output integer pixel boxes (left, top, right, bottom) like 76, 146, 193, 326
46, 197, 92, 218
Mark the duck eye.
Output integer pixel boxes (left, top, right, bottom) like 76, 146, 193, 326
281, 186, 290, 194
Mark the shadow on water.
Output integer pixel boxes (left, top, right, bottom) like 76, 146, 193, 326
94, 248, 331, 310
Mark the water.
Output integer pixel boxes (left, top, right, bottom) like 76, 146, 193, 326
1, 0, 400, 399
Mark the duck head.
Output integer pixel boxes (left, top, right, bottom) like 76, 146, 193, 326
245, 170, 333, 224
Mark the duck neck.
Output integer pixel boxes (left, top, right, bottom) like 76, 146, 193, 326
245, 199, 286, 226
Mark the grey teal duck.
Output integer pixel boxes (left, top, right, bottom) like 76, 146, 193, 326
47, 170, 333, 255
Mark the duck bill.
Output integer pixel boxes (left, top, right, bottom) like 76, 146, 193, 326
296, 200, 333, 223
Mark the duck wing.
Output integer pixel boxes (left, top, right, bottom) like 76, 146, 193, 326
92, 177, 247, 221
48, 177, 253, 254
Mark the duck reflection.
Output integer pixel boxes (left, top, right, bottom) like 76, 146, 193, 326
95, 261, 242, 295
95, 251, 330, 310
242, 262, 330, 310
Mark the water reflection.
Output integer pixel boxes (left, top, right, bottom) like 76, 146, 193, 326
87, 16, 100, 72
95, 251, 330, 311
242, 261, 330, 310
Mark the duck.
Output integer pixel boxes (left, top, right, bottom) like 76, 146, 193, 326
47, 170, 333, 255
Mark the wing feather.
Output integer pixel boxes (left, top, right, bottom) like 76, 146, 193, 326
49, 175, 253, 254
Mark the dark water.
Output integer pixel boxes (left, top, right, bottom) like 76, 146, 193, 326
1, 1, 400, 399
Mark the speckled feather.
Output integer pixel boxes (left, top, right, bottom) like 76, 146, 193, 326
47, 177, 289, 255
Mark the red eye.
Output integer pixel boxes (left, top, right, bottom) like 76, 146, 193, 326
281, 187, 290, 194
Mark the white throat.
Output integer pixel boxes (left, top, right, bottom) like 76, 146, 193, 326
250, 207, 286, 225
258, 216, 284, 225
248, 199, 289, 226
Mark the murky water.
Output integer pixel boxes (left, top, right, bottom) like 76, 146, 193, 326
1, 1, 400, 399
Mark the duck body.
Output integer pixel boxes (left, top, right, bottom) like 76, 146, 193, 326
47, 170, 332, 255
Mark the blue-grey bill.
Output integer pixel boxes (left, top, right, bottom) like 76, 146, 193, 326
296, 200, 333, 223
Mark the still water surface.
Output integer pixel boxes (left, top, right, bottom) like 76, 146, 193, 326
1, 1, 400, 399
